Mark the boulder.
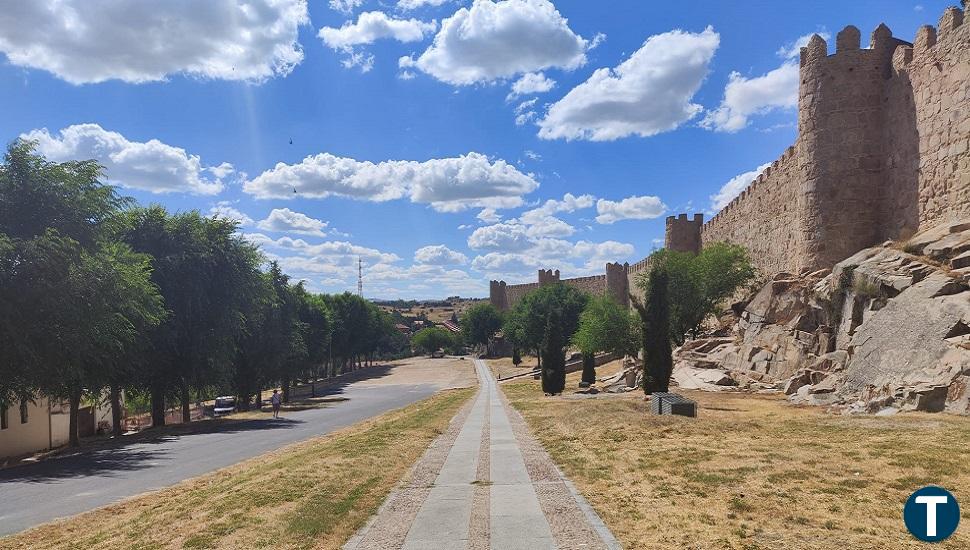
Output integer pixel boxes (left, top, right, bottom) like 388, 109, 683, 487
673, 218, 970, 415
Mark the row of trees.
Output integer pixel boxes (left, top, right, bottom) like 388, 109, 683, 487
492, 242, 754, 395
0, 142, 406, 445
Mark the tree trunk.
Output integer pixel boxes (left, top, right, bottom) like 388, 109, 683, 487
581, 352, 596, 385
151, 383, 166, 427
180, 384, 191, 423
110, 384, 123, 437
281, 377, 291, 404
255, 389, 262, 411
68, 387, 82, 447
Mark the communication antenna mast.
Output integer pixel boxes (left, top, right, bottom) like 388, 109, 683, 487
357, 257, 363, 297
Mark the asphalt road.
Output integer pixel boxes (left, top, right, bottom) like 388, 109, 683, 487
0, 378, 440, 537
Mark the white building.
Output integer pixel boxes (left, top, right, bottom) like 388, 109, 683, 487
0, 395, 115, 460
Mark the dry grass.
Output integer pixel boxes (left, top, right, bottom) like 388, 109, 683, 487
498, 369, 970, 549
487, 355, 539, 379
1, 388, 474, 550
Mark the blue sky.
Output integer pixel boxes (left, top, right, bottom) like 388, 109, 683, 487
0, 0, 950, 298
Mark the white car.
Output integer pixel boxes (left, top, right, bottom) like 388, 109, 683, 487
213, 396, 237, 417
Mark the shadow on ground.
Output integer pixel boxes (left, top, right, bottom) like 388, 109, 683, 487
0, 417, 304, 483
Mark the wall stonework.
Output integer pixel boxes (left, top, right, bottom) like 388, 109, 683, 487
700, 7, 970, 275
490, 7, 970, 310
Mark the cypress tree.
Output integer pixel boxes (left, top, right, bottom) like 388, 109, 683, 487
640, 264, 673, 394
540, 307, 566, 395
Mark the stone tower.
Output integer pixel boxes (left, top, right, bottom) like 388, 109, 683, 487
538, 269, 561, 286
664, 213, 703, 254
489, 280, 508, 311
797, 26, 910, 271
605, 262, 630, 307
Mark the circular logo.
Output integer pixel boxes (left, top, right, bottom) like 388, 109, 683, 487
903, 486, 960, 542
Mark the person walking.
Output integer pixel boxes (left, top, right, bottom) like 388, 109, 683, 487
271, 389, 282, 419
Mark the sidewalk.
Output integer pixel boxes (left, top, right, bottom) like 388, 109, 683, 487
344, 359, 620, 549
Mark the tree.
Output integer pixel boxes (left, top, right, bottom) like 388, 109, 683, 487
572, 295, 635, 385
120, 206, 262, 426
634, 263, 673, 394
461, 303, 503, 348
0, 142, 163, 445
505, 283, 589, 393
644, 243, 755, 345
411, 327, 454, 355
56, 244, 164, 445
540, 307, 567, 394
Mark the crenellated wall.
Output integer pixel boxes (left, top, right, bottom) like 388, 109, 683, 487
490, 6, 970, 309
700, 5, 970, 275
700, 145, 802, 274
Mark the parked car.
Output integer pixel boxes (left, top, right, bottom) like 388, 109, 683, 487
213, 396, 237, 417
431, 350, 445, 358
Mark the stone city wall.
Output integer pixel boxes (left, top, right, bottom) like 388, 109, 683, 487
490, 6, 970, 310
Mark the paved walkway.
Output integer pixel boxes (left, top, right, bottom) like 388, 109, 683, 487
345, 360, 620, 549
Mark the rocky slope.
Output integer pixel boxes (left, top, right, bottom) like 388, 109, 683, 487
673, 219, 970, 414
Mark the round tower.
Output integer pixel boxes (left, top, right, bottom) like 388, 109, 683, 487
796, 26, 901, 271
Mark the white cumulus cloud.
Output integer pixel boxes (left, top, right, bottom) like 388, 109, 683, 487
244, 151, 538, 213
702, 33, 827, 133
0, 0, 309, 84
537, 27, 720, 141
595, 195, 667, 224
320, 11, 437, 49
209, 202, 254, 225
256, 208, 330, 237
414, 244, 468, 265
24, 124, 232, 195
709, 163, 771, 211
508, 72, 556, 99
477, 208, 502, 223
320, 11, 437, 71
400, 0, 589, 85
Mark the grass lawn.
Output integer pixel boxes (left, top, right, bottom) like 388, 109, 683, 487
499, 367, 970, 549
1, 387, 474, 550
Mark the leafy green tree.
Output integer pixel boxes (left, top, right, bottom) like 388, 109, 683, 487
634, 263, 673, 394
0, 142, 163, 445
120, 206, 262, 425
55, 244, 165, 445
572, 296, 634, 385
645, 243, 755, 345
294, 288, 333, 380
461, 303, 503, 348
411, 327, 454, 355
505, 283, 589, 393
